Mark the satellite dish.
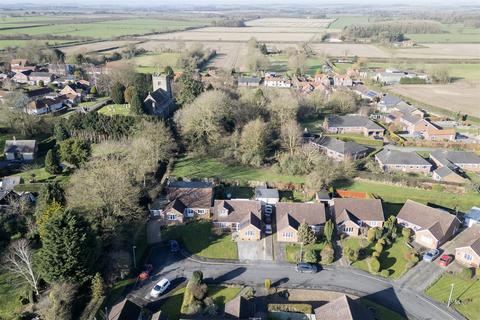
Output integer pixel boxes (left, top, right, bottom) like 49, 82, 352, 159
227, 193, 232, 199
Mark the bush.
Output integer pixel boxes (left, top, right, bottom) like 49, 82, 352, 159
402, 227, 412, 239
343, 247, 359, 264
321, 246, 334, 264
372, 251, 380, 258
304, 249, 318, 263
380, 269, 390, 277
368, 257, 380, 273
186, 300, 203, 315
243, 287, 255, 299
459, 267, 475, 280
374, 242, 384, 253
264, 278, 271, 291
377, 238, 386, 246
367, 227, 378, 242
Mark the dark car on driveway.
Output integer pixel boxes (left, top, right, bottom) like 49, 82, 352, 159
169, 240, 180, 253
295, 262, 319, 273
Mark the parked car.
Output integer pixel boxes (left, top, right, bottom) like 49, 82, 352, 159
169, 240, 180, 253
265, 224, 272, 234
150, 278, 170, 298
295, 263, 319, 274
423, 249, 440, 262
439, 254, 453, 267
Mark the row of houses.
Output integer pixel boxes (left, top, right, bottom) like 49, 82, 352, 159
152, 180, 480, 267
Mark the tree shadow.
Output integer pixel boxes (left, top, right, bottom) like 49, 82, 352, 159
272, 277, 290, 287
205, 267, 246, 284
363, 287, 407, 318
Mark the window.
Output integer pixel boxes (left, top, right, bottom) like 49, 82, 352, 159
184, 208, 194, 217
464, 253, 473, 261
197, 209, 206, 215
245, 230, 255, 237
344, 227, 354, 233
283, 232, 294, 238
167, 214, 177, 221
369, 221, 377, 227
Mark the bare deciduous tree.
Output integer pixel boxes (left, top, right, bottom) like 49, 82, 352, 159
3, 239, 39, 295
280, 119, 302, 156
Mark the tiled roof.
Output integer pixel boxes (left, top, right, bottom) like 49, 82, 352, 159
333, 198, 385, 224
276, 202, 327, 231
327, 115, 383, 131
312, 136, 369, 156
454, 225, 480, 257
375, 149, 432, 166
212, 199, 262, 223
314, 295, 374, 320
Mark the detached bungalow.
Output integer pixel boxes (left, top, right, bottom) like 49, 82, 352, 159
4, 139, 37, 161
29, 72, 54, 85
237, 76, 261, 87
158, 181, 214, 223
430, 150, 480, 173
324, 115, 384, 138
332, 198, 385, 236
310, 136, 369, 161
375, 149, 432, 174
454, 225, 480, 268
212, 200, 263, 241
314, 295, 374, 320
397, 200, 460, 249
276, 202, 327, 243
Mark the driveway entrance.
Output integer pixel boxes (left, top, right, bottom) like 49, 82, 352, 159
237, 237, 273, 261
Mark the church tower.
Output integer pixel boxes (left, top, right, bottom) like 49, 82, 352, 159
152, 73, 173, 98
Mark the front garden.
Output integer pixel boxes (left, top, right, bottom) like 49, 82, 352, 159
341, 218, 419, 279
161, 221, 238, 260
426, 270, 480, 320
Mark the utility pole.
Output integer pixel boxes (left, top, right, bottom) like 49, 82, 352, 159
447, 283, 454, 307
132, 245, 137, 269
300, 242, 304, 263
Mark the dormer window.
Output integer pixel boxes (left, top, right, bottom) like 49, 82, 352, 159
220, 207, 229, 217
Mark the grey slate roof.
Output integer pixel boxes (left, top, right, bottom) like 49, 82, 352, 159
379, 94, 402, 107
29, 72, 53, 78
375, 148, 432, 166
431, 150, 480, 166
434, 166, 456, 179
0, 176, 21, 190
313, 136, 369, 156
395, 101, 417, 114
327, 115, 383, 131
4, 140, 37, 154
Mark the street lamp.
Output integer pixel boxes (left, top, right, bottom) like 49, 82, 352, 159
447, 283, 454, 307
132, 245, 137, 269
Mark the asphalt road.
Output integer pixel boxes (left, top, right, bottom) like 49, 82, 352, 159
128, 245, 463, 320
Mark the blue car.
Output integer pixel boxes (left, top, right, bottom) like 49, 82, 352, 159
423, 249, 440, 262
169, 240, 180, 253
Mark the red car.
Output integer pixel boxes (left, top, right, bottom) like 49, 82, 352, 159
439, 254, 453, 267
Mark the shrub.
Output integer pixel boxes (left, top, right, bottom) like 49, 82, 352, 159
367, 227, 377, 242
380, 269, 390, 277
368, 257, 380, 273
243, 287, 255, 299
402, 227, 412, 239
321, 246, 334, 264
372, 251, 380, 258
264, 278, 271, 291
377, 238, 386, 246
374, 242, 384, 253
343, 247, 359, 263
304, 249, 318, 263
459, 267, 475, 280
186, 300, 203, 315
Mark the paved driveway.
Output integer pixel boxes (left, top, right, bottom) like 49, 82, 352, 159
237, 237, 273, 261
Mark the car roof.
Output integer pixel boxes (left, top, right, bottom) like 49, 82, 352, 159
157, 278, 169, 286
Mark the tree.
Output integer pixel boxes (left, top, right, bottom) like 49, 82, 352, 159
175, 73, 203, 105
238, 119, 269, 167
328, 90, 358, 113
402, 227, 412, 239
288, 51, 307, 74
38, 80, 45, 87
38, 209, 96, 284
304, 249, 318, 263
44, 282, 78, 320
280, 119, 302, 156
430, 65, 450, 84
367, 227, 379, 242
164, 65, 174, 77
37, 181, 66, 208
45, 149, 62, 174
321, 244, 334, 264
91, 273, 105, 301
124, 86, 137, 105
59, 138, 91, 168
264, 278, 271, 291
298, 222, 316, 245
54, 122, 69, 142
374, 242, 384, 253
90, 86, 98, 96
111, 82, 126, 104
368, 257, 380, 273
306, 160, 339, 191
130, 92, 144, 115
37, 201, 63, 239
324, 219, 335, 243
3, 239, 40, 295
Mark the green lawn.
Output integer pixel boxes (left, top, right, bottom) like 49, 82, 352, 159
0, 272, 26, 320
160, 285, 241, 320
340, 180, 479, 212
13, 166, 69, 185
344, 236, 416, 279
78, 97, 110, 108
426, 274, 480, 320
328, 16, 371, 29
327, 133, 384, 147
285, 241, 326, 263
268, 55, 325, 76
406, 24, 480, 43
161, 221, 238, 260
171, 156, 305, 184
359, 298, 407, 320
98, 104, 132, 116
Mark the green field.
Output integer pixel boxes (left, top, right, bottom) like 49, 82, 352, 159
0, 39, 74, 49
269, 55, 325, 75
131, 52, 181, 73
328, 16, 371, 29
407, 24, 480, 43
426, 274, 480, 320
171, 155, 305, 184
0, 18, 207, 39
340, 180, 479, 212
